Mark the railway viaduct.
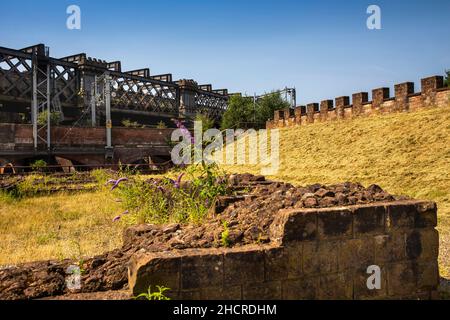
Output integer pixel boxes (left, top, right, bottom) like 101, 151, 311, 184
0, 44, 230, 169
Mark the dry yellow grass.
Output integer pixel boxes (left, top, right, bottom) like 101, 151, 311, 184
222, 105, 450, 277
0, 190, 123, 266
0, 105, 449, 278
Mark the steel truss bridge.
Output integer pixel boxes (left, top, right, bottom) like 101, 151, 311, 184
0, 44, 229, 167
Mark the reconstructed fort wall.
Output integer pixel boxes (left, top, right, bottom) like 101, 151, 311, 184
128, 200, 439, 300
267, 75, 450, 129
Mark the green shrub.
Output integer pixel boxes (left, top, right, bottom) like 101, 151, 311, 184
117, 163, 230, 225
31, 159, 47, 172
37, 110, 60, 126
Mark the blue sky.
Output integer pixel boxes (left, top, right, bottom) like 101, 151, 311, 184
0, 0, 448, 105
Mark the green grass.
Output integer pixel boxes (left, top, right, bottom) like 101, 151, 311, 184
0, 189, 123, 265
1, 105, 449, 279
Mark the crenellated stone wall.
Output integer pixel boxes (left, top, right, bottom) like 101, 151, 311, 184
267, 75, 450, 129
128, 200, 439, 300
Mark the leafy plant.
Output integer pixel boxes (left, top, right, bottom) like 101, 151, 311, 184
122, 119, 143, 128
31, 159, 47, 172
90, 169, 114, 185
156, 120, 167, 129
194, 113, 215, 132
116, 162, 230, 225
445, 70, 450, 87
221, 221, 231, 247
134, 286, 171, 301
37, 110, 61, 126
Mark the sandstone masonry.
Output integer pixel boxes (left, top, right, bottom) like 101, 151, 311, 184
128, 200, 439, 300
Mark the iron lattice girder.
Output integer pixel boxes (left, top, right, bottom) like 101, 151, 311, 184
0, 46, 79, 107
0, 47, 33, 100
0, 44, 229, 118
109, 72, 179, 114
194, 89, 228, 120
49, 61, 79, 105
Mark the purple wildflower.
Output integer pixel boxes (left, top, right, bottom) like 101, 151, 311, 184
110, 177, 129, 191
113, 210, 129, 222
172, 118, 194, 145
174, 173, 185, 189
105, 179, 116, 186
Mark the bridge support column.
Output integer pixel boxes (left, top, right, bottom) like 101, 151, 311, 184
178, 79, 198, 120
104, 74, 114, 160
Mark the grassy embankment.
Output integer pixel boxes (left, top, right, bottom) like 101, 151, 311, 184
0, 104, 449, 278
222, 104, 450, 277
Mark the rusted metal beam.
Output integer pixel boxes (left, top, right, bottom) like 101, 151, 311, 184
125, 68, 150, 78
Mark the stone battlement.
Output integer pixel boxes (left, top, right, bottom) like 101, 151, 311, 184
267, 75, 450, 129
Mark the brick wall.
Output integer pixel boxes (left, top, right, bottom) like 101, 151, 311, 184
267, 75, 450, 129
0, 124, 174, 165
128, 200, 439, 300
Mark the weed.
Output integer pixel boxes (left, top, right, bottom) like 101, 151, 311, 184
221, 221, 231, 247
117, 162, 230, 225
30, 159, 47, 172
134, 285, 171, 301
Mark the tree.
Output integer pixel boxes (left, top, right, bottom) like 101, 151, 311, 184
220, 95, 253, 130
220, 92, 290, 130
195, 113, 215, 133
445, 70, 450, 87
255, 92, 290, 125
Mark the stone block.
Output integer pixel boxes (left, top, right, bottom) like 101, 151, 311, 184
351, 92, 368, 116
128, 252, 182, 296
318, 272, 353, 300
200, 286, 242, 300
243, 281, 282, 300
335, 96, 349, 119
387, 262, 417, 297
320, 100, 333, 121
303, 241, 339, 274
306, 103, 318, 123
353, 266, 388, 299
179, 290, 201, 300
372, 88, 390, 110
405, 229, 439, 261
414, 201, 437, 228
317, 208, 353, 239
181, 250, 224, 289
421, 76, 444, 95
282, 277, 318, 300
374, 232, 406, 263
264, 245, 302, 280
386, 203, 416, 230
417, 261, 439, 290
270, 209, 317, 244
394, 82, 414, 111
224, 247, 265, 286
339, 238, 375, 271
353, 204, 385, 236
